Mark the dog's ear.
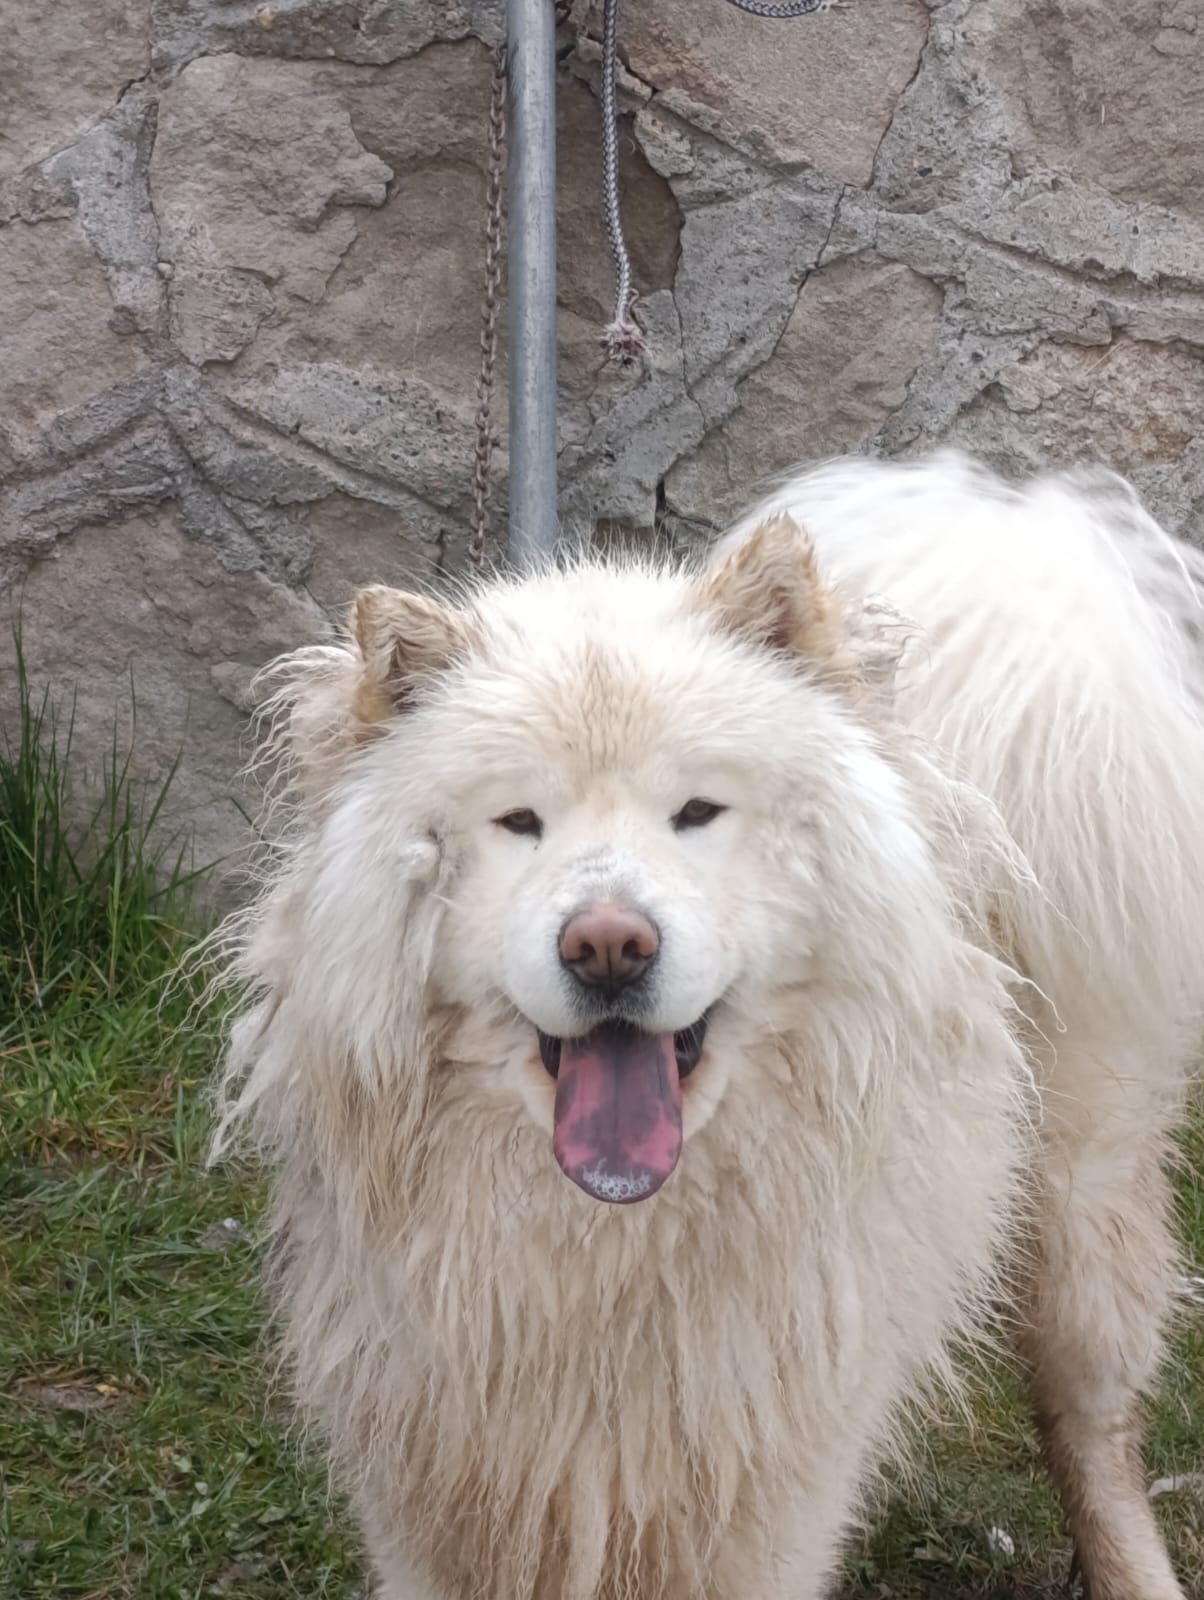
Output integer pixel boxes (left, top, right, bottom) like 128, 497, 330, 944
351, 586, 476, 723
697, 514, 843, 666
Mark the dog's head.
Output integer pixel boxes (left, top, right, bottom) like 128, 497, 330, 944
251, 517, 954, 1206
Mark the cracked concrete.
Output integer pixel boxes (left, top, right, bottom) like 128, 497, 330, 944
3, 0, 1204, 887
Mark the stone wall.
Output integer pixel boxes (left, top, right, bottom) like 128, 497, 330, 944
2, 0, 1202, 884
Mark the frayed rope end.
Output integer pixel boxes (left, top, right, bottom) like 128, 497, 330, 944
602, 317, 648, 365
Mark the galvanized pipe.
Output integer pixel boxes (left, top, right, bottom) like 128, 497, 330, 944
506, 0, 560, 563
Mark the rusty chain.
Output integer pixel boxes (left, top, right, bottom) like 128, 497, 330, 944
470, 35, 509, 568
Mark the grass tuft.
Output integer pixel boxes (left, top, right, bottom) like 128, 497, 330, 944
0, 631, 209, 1026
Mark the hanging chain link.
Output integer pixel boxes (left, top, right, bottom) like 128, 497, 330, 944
723, 0, 828, 16
470, 36, 509, 568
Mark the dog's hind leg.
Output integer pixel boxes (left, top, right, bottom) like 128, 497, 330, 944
358, 1507, 444, 1600
1019, 1058, 1186, 1600
366, 1554, 442, 1600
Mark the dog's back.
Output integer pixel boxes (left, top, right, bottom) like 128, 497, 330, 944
743, 452, 1204, 1055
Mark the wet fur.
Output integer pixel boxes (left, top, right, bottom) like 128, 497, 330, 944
212, 454, 1204, 1600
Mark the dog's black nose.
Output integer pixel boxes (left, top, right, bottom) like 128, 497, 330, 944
559, 904, 658, 993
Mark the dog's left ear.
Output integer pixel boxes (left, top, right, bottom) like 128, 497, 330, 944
351, 586, 477, 723
696, 514, 843, 667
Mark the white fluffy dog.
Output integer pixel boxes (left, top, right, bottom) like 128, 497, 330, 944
215, 454, 1204, 1600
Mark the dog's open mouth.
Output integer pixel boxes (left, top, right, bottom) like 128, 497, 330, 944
538, 1016, 709, 1207
537, 1016, 708, 1080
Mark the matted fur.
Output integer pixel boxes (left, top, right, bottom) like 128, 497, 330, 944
211, 454, 1204, 1600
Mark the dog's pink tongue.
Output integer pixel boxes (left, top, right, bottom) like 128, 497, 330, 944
552, 1024, 682, 1204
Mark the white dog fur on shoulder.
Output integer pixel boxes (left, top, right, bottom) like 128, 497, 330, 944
213, 453, 1204, 1600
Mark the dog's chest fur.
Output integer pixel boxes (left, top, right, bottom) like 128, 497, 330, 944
272, 1023, 1024, 1600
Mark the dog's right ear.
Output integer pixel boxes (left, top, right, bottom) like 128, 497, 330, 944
351, 586, 476, 724
696, 514, 843, 666
698, 516, 911, 708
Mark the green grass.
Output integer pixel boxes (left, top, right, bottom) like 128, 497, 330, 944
0, 659, 1200, 1598
0, 659, 362, 1600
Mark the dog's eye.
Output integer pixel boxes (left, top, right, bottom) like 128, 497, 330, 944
672, 799, 726, 831
494, 808, 543, 839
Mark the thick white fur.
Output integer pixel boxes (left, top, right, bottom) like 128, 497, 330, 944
213, 453, 1204, 1600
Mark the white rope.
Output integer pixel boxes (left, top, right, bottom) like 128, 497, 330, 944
600, 0, 646, 361
598, 0, 837, 364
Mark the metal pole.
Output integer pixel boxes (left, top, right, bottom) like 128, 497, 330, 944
506, 0, 560, 563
